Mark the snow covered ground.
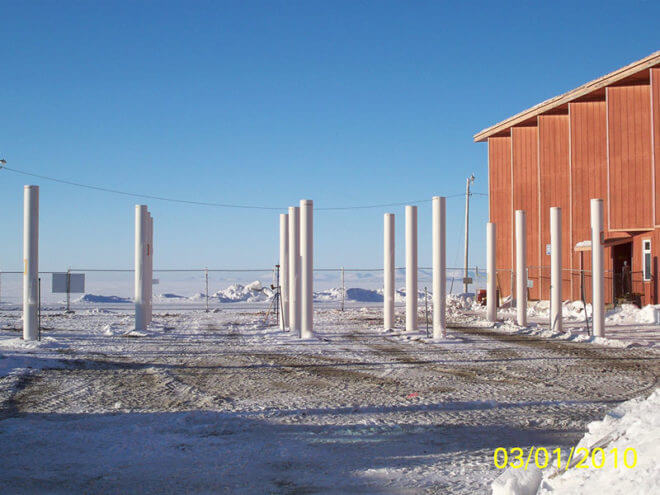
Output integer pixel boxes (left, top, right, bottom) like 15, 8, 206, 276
448, 295, 660, 349
0, 306, 657, 493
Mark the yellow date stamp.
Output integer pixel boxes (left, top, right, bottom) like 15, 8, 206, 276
494, 447, 638, 470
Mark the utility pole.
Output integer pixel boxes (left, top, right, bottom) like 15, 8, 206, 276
463, 174, 475, 294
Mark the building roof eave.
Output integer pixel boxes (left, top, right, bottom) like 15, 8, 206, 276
474, 51, 660, 143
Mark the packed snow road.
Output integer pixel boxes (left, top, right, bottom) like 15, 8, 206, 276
0, 308, 658, 494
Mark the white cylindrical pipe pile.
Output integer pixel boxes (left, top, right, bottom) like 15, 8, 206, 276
405, 205, 418, 332
486, 222, 497, 323
550, 207, 562, 333
300, 199, 314, 338
591, 199, 605, 337
23, 185, 39, 341
515, 210, 527, 327
279, 213, 289, 330
383, 213, 395, 330
135, 205, 148, 331
432, 197, 446, 339
147, 213, 153, 324
288, 206, 301, 336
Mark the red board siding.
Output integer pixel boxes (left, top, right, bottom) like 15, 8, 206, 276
569, 101, 612, 302
488, 136, 513, 297
653, 69, 660, 226
511, 126, 540, 299
607, 85, 653, 230
538, 114, 572, 300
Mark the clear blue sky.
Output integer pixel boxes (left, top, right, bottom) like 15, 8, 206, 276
1, 1, 658, 270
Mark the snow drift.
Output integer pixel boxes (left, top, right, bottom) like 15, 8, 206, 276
76, 294, 132, 304
491, 389, 660, 494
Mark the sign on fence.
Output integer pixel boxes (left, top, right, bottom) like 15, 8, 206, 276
462, 277, 473, 284
52, 273, 85, 293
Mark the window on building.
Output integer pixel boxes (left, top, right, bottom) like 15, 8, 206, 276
643, 240, 652, 282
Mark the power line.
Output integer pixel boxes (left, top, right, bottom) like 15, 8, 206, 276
1, 165, 282, 210
0, 164, 486, 211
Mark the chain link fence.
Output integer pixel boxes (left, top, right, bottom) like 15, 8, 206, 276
0, 266, 488, 312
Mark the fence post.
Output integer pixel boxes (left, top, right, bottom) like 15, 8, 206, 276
66, 267, 71, 312
205, 267, 209, 313
515, 210, 527, 327
406, 205, 418, 332
23, 185, 39, 341
274, 264, 280, 327
341, 266, 345, 312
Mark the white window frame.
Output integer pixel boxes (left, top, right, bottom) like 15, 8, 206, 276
642, 239, 652, 282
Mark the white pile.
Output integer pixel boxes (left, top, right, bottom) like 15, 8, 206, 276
492, 389, 660, 494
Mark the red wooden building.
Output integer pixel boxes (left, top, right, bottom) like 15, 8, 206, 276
475, 51, 660, 305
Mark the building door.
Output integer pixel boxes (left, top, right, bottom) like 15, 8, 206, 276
612, 242, 632, 299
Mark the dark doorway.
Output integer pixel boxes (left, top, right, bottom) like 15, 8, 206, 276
612, 242, 632, 299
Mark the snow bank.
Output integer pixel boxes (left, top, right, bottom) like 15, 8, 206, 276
606, 304, 660, 325
313, 287, 427, 303
0, 336, 66, 351
157, 293, 186, 300
491, 389, 660, 494
212, 282, 272, 303
76, 294, 132, 303
491, 466, 542, 495
538, 388, 660, 494
509, 300, 660, 327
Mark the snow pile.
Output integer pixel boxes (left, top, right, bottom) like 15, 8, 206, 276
493, 321, 635, 349
313, 287, 427, 303
212, 281, 274, 303
447, 293, 478, 310
506, 300, 660, 327
314, 288, 344, 302
500, 300, 593, 322
157, 293, 187, 300
446, 293, 481, 322
314, 287, 384, 302
395, 288, 428, 303
491, 389, 660, 494
345, 288, 383, 302
491, 465, 542, 495
102, 322, 129, 336
0, 336, 66, 351
538, 389, 660, 494
76, 294, 132, 304
605, 304, 660, 325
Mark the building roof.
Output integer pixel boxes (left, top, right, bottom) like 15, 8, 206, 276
473, 51, 660, 143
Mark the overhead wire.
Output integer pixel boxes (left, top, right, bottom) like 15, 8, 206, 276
0, 164, 486, 211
